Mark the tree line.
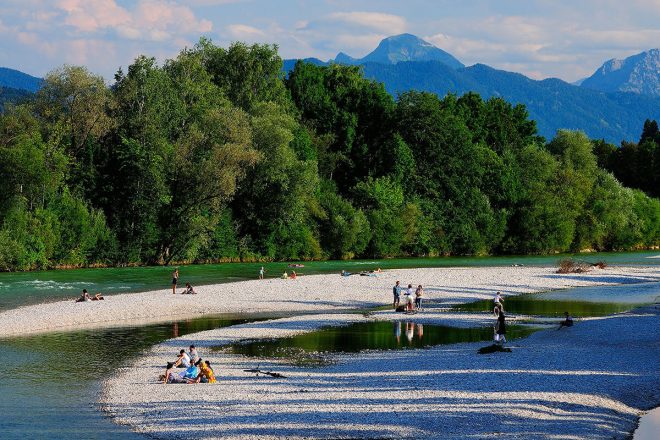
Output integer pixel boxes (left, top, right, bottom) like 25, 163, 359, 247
0, 40, 658, 270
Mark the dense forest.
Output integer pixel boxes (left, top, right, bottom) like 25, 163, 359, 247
0, 40, 658, 270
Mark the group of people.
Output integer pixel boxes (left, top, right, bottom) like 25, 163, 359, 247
161, 344, 217, 384
392, 281, 423, 313
171, 268, 197, 294
75, 289, 104, 302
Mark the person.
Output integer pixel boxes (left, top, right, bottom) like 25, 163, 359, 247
181, 283, 196, 294
494, 291, 504, 315
172, 268, 179, 295
495, 310, 507, 344
161, 362, 182, 384
188, 345, 200, 364
405, 284, 415, 313
259, 266, 265, 280
76, 289, 91, 302
558, 311, 574, 330
281, 271, 288, 279
290, 270, 297, 279
393, 281, 402, 309
341, 270, 352, 277
173, 349, 191, 368
415, 285, 424, 311
91, 293, 104, 301
195, 359, 216, 383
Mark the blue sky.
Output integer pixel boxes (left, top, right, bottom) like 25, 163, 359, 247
1, 0, 658, 82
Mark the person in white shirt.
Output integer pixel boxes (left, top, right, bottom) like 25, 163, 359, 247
494, 291, 504, 315
174, 349, 191, 368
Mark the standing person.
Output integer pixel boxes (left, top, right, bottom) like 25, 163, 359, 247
494, 291, 504, 315
393, 281, 402, 309
172, 268, 179, 295
415, 285, 424, 311
259, 266, 265, 280
405, 284, 415, 313
496, 310, 507, 344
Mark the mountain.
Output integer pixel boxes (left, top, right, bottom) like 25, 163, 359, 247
332, 33, 464, 69
282, 35, 659, 143
358, 60, 659, 142
0, 67, 43, 93
581, 49, 660, 96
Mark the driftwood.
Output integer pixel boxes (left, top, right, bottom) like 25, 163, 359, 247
244, 368, 287, 378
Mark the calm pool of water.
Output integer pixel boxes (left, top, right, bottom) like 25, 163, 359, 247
222, 320, 538, 360
1, 250, 657, 310
456, 297, 640, 317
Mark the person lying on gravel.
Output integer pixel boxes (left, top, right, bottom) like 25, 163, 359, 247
161, 362, 199, 384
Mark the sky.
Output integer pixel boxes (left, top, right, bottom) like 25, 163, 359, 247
1, 0, 658, 82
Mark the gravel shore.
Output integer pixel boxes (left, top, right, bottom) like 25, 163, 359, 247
95, 265, 660, 439
102, 305, 660, 439
1, 265, 659, 337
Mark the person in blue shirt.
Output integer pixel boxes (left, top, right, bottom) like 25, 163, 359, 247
393, 281, 402, 309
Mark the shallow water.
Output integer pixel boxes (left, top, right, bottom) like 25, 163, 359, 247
1, 250, 657, 310
222, 320, 538, 360
0, 315, 264, 440
455, 296, 638, 317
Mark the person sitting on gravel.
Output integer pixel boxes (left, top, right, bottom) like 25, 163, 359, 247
188, 345, 200, 364
173, 349, 191, 368
557, 311, 574, 330
76, 289, 91, 302
195, 359, 216, 383
181, 283, 196, 294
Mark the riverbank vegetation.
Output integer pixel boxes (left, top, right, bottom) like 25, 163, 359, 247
0, 40, 658, 270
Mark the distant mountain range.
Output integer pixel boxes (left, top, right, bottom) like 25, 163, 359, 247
284, 34, 660, 143
581, 49, 659, 96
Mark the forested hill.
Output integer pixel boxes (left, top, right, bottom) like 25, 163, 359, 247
0, 41, 658, 271
283, 58, 660, 143
0, 67, 43, 92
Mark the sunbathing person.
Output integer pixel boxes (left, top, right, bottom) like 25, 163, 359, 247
76, 289, 91, 302
181, 283, 196, 294
558, 311, 574, 330
195, 359, 216, 383
173, 349, 191, 368
91, 293, 104, 301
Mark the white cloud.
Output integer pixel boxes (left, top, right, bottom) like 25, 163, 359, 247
327, 11, 406, 34
226, 24, 266, 40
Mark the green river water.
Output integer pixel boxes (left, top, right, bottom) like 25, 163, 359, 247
0, 252, 657, 439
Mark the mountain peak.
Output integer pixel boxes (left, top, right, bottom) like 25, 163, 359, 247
581, 49, 659, 96
333, 34, 464, 69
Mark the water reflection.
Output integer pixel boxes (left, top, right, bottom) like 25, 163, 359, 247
224, 320, 537, 359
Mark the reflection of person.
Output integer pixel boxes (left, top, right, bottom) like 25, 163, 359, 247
558, 312, 574, 330
394, 321, 401, 344
416, 323, 424, 340
405, 321, 414, 342
393, 281, 402, 309
172, 268, 179, 295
